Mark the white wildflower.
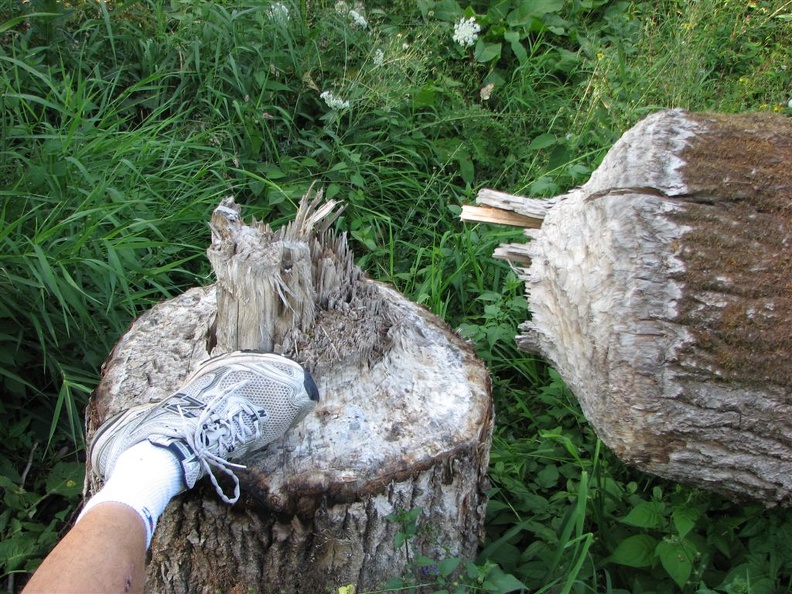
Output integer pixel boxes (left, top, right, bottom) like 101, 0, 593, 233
788, 97, 792, 109
267, 2, 290, 23
321, 90, 350, 110
349, 9, 368, 28
373, 49, 385, 67
453, 17, 480, 48
335, 2, 368, 29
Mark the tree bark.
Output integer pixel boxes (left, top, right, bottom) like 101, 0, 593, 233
462, 109, 792, 506
88, 189, 493, 593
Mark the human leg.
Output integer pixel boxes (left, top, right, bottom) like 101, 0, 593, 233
23, 503, 147, 594
24, 438, 184, 594
23, 352, 319, 594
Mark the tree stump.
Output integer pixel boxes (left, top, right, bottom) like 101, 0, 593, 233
87, 189, 493, 593
461, 109, 792, 506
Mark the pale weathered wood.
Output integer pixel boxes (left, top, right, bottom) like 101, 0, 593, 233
475, 188, 556, 221
460, 205, 544, 228
467, 109, 792, 506
88, 190, 492, 593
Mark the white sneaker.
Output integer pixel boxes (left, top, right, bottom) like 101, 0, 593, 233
89, 351, 319, 503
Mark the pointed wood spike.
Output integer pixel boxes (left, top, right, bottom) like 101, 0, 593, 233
460, 205, 544, 228
475, 188, 556, 220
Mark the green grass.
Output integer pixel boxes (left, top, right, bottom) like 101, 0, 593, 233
1, 0, 792, 592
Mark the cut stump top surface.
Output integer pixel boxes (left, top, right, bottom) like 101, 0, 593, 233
90, 195, 492, 516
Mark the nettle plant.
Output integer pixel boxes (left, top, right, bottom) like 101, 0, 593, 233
409, 0, 634, 198
605, 485, 792, 594
416, 0, 611, 71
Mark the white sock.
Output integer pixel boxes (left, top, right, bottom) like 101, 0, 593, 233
78, 440, 185, 548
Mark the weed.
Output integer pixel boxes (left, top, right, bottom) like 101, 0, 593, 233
3, 0, 792, 592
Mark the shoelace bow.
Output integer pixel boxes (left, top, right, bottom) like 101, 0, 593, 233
179, 380, 264, 504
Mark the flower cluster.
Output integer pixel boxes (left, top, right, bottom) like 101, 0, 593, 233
320, 90, 350, 110
452, 17, 480, 48
267, 2, 290, 23
335, 1, 368, 29
373, 48, 384, 67
349, 9, 368, 28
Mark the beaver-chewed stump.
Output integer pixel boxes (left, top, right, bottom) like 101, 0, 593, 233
462, 109, 792, 506
87, 190, 493, 593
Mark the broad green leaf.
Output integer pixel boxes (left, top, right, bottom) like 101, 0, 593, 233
414, 555, 437, 569
718, 564, 775, 594
257, 163, 286, 179
529, 176, 559, 196
527, 133, 556, 151
504, 30, 528, 64
0, 473, 20, 491
265, 188, 287, 205
394, 532, 407, 549
413, 86, 436, 107
248, 179, 265, 197
507, 0, 564, 27
611, 534, 658, 568
534, 464, 559, 489
656, 538, 696, 589
474, 42, 502, 63
438, 556, 461, 577
432, 0, 463, 22
620, 500, 664, 529
0, 534, 36, 572
466, 560, 479, 579
416, 0, 432, 18
0, 454, 22, 484
45, 461, 84, 497
299, 157, 320, 168
542, 13, 570, 35
482, 566, 528, 593
672, 506, 699, 538
487, 1, 513, 21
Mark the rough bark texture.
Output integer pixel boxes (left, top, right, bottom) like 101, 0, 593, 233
465, 109, 792, 506
87, 190, 493, 593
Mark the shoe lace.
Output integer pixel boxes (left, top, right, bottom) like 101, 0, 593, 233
180, 381, 264, 504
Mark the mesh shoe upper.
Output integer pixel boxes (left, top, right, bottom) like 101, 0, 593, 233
89, 352, 319, 503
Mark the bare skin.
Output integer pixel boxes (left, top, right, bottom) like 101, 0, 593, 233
23, 503, 146, 594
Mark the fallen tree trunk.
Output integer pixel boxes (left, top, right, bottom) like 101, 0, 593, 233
462, 109, 792, 506
87, 189, 493, 593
